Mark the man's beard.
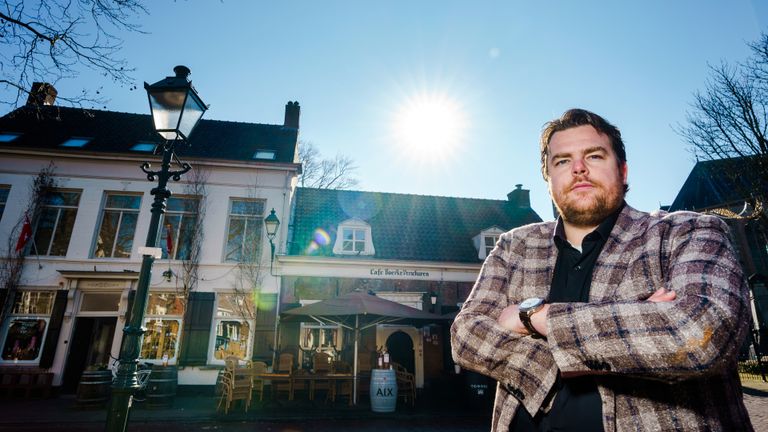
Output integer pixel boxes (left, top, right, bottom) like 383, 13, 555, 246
552, 177, 624, 227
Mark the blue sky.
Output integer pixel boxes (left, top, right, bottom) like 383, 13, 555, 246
37, 1, 768, 219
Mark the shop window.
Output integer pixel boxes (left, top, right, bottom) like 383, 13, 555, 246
1, 291, 55, 363
299, 323, 342, 357
158, 196, 199, 260
211, 294, 254, 362
224, 199, 265, 262
0, 185, 9, 222
332, 219, 375, 256
93, 193, 142, 258
30, 190, 81, 256
139, 292, 184, 363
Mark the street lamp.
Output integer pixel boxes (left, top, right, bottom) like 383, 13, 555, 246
106, 66, 207, 432
264, 208, 280, 275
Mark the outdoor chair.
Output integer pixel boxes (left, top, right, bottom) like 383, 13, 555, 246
217, 369, 252, 414
328, 360, 353, 405
272, 353, 294, 399
392, 362, 416, 407
249, 361, 267, 402
312, 351, 333, 398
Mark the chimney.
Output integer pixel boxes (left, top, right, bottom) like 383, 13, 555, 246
284, 101, 300, 129
26, 83, 57, 106
507, 184, 531, 208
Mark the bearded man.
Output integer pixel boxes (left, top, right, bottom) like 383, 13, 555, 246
451, 109, 753, 431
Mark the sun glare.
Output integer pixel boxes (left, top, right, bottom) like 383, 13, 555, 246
392, 92, 468, 160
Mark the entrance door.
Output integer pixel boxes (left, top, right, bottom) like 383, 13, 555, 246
61, 317, 117, 393
386, 330, 415, 374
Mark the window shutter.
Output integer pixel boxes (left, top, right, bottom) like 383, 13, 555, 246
39, 290, 67, 369
252, 293, 277, 362
178, 292, 214, 366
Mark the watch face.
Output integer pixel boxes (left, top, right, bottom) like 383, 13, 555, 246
519, 297, 544, 310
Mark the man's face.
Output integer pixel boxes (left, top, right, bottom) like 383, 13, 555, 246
547, 125, 627, 228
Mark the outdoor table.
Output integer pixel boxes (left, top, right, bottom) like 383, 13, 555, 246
249, 372, 292, 400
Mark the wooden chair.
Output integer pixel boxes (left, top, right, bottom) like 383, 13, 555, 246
272, 353, 294, 399
392, 362, 416, 407
216, 369, 252, 414
249, 361, 267, 402
311, 352, 333, 398
328, 360, 353, 405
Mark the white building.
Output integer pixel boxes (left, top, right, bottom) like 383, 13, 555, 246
0, 90, 300, 392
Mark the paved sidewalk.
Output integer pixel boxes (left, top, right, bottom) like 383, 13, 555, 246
0, 381, 765, 431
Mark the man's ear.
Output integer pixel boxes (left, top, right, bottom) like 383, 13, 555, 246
620, 162, 628, 184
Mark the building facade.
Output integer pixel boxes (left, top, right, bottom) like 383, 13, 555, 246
277, 186, 542, 388
0, 95, 301, 390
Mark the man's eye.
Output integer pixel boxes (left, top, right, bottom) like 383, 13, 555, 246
554, 159, 568, 166
587, 154, 604, 160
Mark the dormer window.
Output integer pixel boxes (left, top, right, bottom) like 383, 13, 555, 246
333, 219, 375, 255
474, 226, 505, 260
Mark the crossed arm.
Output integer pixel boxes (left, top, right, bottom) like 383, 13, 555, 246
451, 214, 751, 412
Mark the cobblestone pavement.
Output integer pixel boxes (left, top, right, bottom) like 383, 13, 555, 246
743, 380, 768, 431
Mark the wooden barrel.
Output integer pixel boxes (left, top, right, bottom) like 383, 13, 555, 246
369, 368, 398, 412
75, 370, 112, 408
146, 365, 177, 408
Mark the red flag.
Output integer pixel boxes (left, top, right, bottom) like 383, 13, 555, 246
15, 214, 32, 252
165, 223, 174, 255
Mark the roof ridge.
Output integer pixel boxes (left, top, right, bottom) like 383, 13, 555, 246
297, 186, 516, 204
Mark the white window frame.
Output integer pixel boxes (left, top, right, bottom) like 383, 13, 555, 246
158, 196, 199, 261
0, 290, 55, 365
476, 227, 505, 260
92, 192, 142, 258
299, 323, 343, 356
333, 218, 375, 255
0, 184, 9, 223
139, 292, 184, 365
31, 189, 81, 256
208, 293, 255, 365
223, 198, 266, 263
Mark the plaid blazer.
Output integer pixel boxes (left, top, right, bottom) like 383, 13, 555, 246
451, 205, 753, 431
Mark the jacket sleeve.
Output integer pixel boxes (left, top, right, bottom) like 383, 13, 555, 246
546, 214, 750, 382
451, 231, 559, 416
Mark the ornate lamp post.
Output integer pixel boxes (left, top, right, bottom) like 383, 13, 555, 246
263, 208, 281, 367
106, 66, 207, 432
264, 208, 280, 274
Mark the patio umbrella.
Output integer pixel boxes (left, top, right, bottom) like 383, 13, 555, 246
280, 290, 445, 404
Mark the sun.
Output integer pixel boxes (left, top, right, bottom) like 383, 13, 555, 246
392, 92, 468, 160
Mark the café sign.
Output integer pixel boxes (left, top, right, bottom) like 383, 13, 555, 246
369, 268, 430, 278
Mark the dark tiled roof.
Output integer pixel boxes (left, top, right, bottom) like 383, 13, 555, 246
668, 156, 767, 211
288, 187, 542, 263
0, 105, 298, 164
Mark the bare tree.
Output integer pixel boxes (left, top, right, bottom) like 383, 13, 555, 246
677, 33, 768, 223
174, 166, 209, 311
0, 162, 56, 326
0, 0, 148, 108
298, 141, 359, 190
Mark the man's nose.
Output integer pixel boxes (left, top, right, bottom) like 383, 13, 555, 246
572, 158, 588, 175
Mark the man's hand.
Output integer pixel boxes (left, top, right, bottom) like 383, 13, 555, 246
498, 303, 550, 337
647, 287, 676, 303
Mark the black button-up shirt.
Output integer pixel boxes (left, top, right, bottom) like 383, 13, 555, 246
510, 204, 623, 432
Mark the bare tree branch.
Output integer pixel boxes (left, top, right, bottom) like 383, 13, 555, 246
0, 0, 147, 108
298, 141, 359, 190
675, 32, 768, 226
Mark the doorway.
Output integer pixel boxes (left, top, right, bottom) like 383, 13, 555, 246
61, 317, 116, 393
386, 330, 414, 374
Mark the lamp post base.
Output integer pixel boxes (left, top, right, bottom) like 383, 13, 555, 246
105, 389, 134, 432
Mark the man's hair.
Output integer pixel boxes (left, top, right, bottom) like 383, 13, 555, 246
539, 108, 627, 182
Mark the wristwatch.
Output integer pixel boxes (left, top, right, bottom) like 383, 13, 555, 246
518, 297, 546, 338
